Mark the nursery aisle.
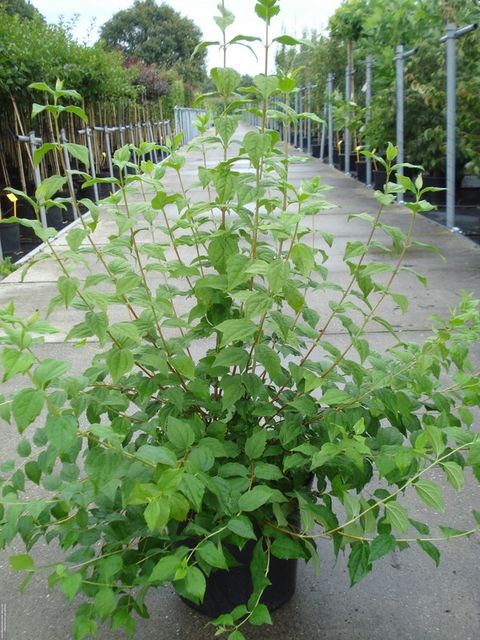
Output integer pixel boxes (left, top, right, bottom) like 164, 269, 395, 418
1, 125, 480, 640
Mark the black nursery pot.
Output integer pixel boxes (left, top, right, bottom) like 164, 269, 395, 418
311, 143, 321, 158
355, 160, 367, 184
181, 538, 298, 618
373, 169, 387, 191
0, 219, 21, 257
421, 175, 446, 206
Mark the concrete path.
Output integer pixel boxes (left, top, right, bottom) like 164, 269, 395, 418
1, 127, 480, 639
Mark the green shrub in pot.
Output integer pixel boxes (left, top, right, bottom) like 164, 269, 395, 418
1, 2, 480, 639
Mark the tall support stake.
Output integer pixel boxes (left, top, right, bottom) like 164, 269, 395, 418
60, 129, 78, 220
294, 91, 299, 148
299, 88, 305, 150
365, 55, 373, 187
78, 127, 99, 203
440, 22, 477, 229
327, 73, 334, 167
319, 95, 327, 162
344, 66, 354, 175
395, 44, 416, 203
307, 84, 312, 155
18, 132, 47, 227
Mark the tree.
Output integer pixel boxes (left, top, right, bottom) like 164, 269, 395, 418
0, 0, 43, 20
99, 0, 207, 87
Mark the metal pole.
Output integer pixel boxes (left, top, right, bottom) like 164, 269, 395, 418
320, 97, 327, 162
365, 55, 373, 187
18, 132, 47, 227
440, 22, 478, 229
78, 127, 99, 203
60, 129, 78, 220
327, 73, 334, 167
294, 91, 299, 148
395, 45, 416, 203
307, 84, 312, 155
299, 88, 304, 150
344, 66, 352, 175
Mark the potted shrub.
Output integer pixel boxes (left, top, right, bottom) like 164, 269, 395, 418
1, 4, 480, 640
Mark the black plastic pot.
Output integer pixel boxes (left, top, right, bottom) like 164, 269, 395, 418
355, 160, 367, 184
373, 169, 387, 191
181, 538, 298, 618
311, 143, 321, 158
337, 153, 358, 172
45, 206, 65, 231
0, 220, 21, 257
421, 175, 446, 206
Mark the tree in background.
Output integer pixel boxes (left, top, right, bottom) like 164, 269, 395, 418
100, 0, 207, 89
0, 0, 43, 20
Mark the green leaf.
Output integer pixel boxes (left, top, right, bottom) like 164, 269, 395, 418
282, 281, 304, 313
414, 480, 445, 513
144, 496, 170, 532
33, 143, 57, 167
416, 540, 440, 567
243, 130, 271, 168
167, 416, 195, 452
249, 603, 272, 625
255, 344, 281, 379
66, 228, 88, 251
211, 67, 241, 96
369, 534, 396, 562
321, 388, 351, 406
106, 348, 134, 382
12, 388, 45, 433
64, 142, 89, 167
227, 516, 257, 540
266, 260, 289, 293
10, 554, 35, 571
2, 349, 35, 381
175, 565, 206, 605
228, 631, 246, 640
197, 541, 228, 569
442, 461, 464, 491
215, 115, 239, 146
60, 572, 82, 601
180, 474, 205, 511
385, 501, 409, 533
227, 254, 253, 290
94, 588, 116, 621
35, 175, 67, 202
136, 445, 177, 467
25, 461, 41, 484
271, 536, 306, 560
17, 439, 31, 457
238, 485, 273, 511
216, 319, 257, 347
57, 275, 79, 307
171, 354, 195, 380
291, 243, 315, 275
33, 358, 71, 388
150, 555, 182, 583
348, 542, 371, 586
253, 74, 279, 99
245, 429, 267, 459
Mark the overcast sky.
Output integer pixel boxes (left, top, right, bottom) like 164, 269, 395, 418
29, 0, 343, 73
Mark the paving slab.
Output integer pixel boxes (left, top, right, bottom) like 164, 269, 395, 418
1, 124, 480, 640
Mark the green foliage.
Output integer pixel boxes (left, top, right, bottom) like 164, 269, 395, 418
0, 10, 135, 102
1, 4, 480, 640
